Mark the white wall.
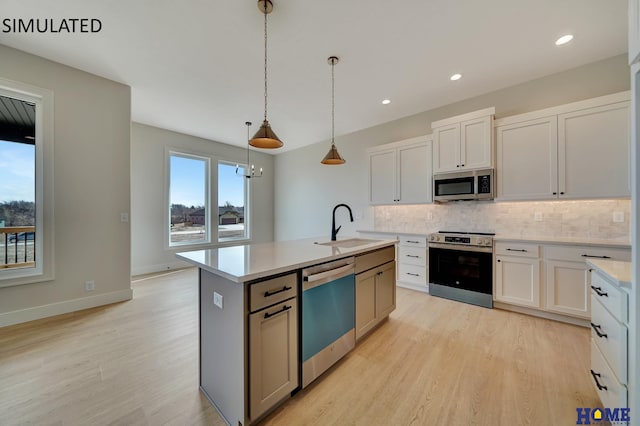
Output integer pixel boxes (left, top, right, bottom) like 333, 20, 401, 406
131, 123, 275, 275
0, 44, 131, 326
274, 54, 631, 241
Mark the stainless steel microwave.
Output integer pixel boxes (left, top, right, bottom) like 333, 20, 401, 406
433, 169, 494, 202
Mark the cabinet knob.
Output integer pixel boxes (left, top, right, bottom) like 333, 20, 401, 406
460, 164, 465, 167
552, 192, 557, 195
456, 165, 460, 168
560, 192, 564, 195
497, 259, 501, 262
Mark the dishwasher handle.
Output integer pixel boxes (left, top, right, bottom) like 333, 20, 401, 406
304, 264, 354, 283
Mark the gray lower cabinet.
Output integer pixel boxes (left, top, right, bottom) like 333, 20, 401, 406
355, 251, 396, 340
249, 298, 298, 420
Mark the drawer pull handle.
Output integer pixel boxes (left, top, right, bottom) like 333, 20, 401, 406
506, 248, 527, 252
591, 286, 608, 297
406, 240, 421, 244
264, 286, 292, 297
581, 254, 611, 259
376, 271, 384, 276
590, 322, 608, 339
590, 369, 608, 391
406, 273, 420, 277
264, 305, 291, 319
406, 255, 420, 258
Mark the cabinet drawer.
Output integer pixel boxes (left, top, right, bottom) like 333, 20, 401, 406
590, 339, 627, 409
250, 273, 298, 312
495, 242, 539, 258
398, 246, 427, 266
399, 235, 427, 248
545, 245, 631, 263
591, 296, 627, 384
398, 263, 427, 284
355, 246, 395, 274
590, 270, 628, 323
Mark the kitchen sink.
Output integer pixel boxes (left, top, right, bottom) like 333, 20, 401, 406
315, 238, 381, 248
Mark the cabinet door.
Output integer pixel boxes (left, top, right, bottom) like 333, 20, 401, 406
249, 299, 298, 420
558, 102, 630, 199
495, 256, 541, 308
375, 261, 396, 319
397, 141, 432, 203
496, 116, 558, 200
433, 123, 460, 173
369, 149, 397, 204
355, 268, 377, 340
460, 116, 492, 170
545, 260, 590, 319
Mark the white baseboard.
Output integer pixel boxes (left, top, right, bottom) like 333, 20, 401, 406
131, 260, 190, 276
493, 302, 590, 328
397, 281, 429, 294
0, 288, 133, 328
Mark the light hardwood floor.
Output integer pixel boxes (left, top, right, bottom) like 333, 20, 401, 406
0, 268, 599, 425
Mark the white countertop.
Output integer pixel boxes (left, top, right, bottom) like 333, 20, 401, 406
587, 259, 632, 289
488, 235, 630, 248
176, 237, 397, 283
359, 229, 630, 248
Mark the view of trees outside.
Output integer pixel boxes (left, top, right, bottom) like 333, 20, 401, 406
169, 156, 248, 244
0, 138, 36, 267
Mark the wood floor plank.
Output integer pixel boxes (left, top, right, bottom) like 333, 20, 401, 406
0, 268, 599, 425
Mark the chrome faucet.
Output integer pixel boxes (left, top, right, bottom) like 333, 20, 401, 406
331, 204, 354, 241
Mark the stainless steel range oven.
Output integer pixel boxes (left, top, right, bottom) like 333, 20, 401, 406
428, 231, 494, 308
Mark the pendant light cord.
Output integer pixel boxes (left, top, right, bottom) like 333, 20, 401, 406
331, 59, 335, 145
263, 4, 268, 121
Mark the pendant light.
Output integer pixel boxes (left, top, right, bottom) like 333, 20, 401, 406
321, 56, 345, 165
237, 121, 263, 179
249, 0, 284, 149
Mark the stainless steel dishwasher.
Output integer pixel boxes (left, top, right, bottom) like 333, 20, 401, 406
301, 256, 355, 388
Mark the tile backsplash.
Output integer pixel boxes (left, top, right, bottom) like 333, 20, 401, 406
374, 199, 630, 240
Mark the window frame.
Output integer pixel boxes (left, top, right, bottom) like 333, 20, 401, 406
217, 160, 250, 243
0, 78, 54, 287
164, 149, 252, 250
166, 150, 212, 248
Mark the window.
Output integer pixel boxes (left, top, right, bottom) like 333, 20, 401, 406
0, 79, 54, 286
168, 152, 209, 246
218, 161, 248, 241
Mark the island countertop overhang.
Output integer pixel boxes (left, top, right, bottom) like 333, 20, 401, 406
176, 237, 397, 283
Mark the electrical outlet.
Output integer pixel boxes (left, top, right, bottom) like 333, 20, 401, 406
85, 280, 95, 292
426, 211, 433, 221
534, 212, 543, 222
612, 211, 624, 223
213, 292, 223, 309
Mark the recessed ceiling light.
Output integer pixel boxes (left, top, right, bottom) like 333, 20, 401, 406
382, 99, 391, 105
450, 73, 462, 81
555, 34, 573, 45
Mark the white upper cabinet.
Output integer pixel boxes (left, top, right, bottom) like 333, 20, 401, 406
368, 136, 433, 205
496, 116, 559, 200
495, 92, 630, 201
630, 0, 640, 64
432, 108, 494, 174
558, 102, 630, 199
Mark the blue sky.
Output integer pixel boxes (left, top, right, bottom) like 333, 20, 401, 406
170, 156, 245, 207
0, 140, 35, 203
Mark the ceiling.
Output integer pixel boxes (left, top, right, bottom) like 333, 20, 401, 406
0, 0, 628, 153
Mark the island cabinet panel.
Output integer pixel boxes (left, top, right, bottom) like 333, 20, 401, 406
355, 268, 377, 339
199, 269, 247, 426
249, 299, 298, 420
375, 261, 396, 319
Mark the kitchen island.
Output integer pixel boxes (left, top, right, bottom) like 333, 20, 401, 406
177, 237, 397, 426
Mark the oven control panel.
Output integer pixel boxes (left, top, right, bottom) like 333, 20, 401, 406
428, 232, 494, 247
